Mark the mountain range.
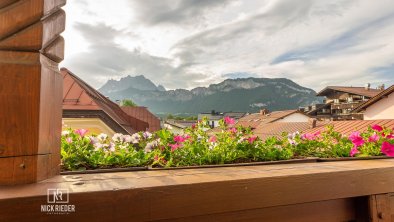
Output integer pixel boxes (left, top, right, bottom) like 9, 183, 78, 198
99, 75, 321, 115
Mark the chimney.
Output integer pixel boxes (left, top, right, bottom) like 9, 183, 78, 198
378, 84, 385, 90
260, 109, 269, 115
364, 83, 371, 91
308, 118, 317, 129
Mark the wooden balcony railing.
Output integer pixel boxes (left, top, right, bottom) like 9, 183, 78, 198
1, 159, 394, 221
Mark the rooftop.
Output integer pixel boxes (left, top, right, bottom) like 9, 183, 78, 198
316, 86, 383, 98
304, 119, 394, 136
62, 68, 149, 134
353, 84, 394, 112
236, 110, 301, 129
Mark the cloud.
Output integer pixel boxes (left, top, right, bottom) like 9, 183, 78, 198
62, 23, 207, 89
62, 0, 394, 92
129, 0, 236, 26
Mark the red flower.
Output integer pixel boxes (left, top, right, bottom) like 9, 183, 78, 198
372, 124, 383, 132
349, 131, 365, 147
174, 135, 186, 143
208, 136, 217, 143
386, 134, 394, 139
247, 136, 258, 144
381, 142, 394, 157
368, 133, 379, 142
170, 144, 181, 152
350, 146, 360, 157
224, 116, 235, 125
229, 128, 237, 134
74, 129, 88, 137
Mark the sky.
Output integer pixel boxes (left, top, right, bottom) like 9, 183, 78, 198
61, 0, 394, 91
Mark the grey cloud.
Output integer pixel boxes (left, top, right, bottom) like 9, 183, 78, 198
129, 0, 235, 26
63, 23, 207, 89
171, 0, 316, 64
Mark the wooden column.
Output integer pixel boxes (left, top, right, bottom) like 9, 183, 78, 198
0, 0, 66, 185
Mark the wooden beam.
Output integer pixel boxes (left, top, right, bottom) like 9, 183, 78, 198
0, 0, 66, 185
1, 160, 394, 220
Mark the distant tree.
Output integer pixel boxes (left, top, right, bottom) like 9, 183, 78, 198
120, 99, 137, 107
166, 114, 174, 119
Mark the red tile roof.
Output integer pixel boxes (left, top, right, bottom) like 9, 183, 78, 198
303, 120, 394, 136
253, 122, 326, 140
353, 85, 394, 112
316, 86, 382, 98
121, 106, 161, 132
61, 68, 149, 134
236, 110, 302, 129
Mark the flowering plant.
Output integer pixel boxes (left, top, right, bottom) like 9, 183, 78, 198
61, 120, 394, 171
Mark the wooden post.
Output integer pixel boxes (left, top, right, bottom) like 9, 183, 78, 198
0, 0, 66, 185
369, 193, 393, 222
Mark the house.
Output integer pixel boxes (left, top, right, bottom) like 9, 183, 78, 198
163, 120, 197, 134
235, 109, 314, 140
121, 106, 161, 132
62, 68, 149, 135
306, 85, 384, 120
198, 110, 247, 128
303, 119, 394, 136
352, 85, 394, 120
237, 109, 310, 128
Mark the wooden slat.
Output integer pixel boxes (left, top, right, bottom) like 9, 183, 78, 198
156, 198, 358, 222
0, 154, 52, 185
369, 193, 393, 222
42, 36, 65, 62
0, 0, 65, 40
0, 9, 65, 51
0, 0, 18, 8
0, 51, 41, 157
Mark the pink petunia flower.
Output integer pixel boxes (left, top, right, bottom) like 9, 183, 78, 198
381, 142, 394, 157
174, 135, 186, 143
224, 116, 235, 125
368, 133, 379, 142
170, 143, 181, 152
208, 136, 217, 143
247, 136, 258, 144
301, 131, 320, 141
372, 124, 383, 132
349, 146, 360, 157
229, 128, 237, 134
349, 131, 365, 147
386, 134, 394, 139
66, 137, 73, 144
74, 129, 88, 137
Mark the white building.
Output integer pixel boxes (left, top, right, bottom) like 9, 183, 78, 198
353, 85, 394, 120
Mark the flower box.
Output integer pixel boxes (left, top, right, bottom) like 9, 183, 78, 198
61, 119, 394, 172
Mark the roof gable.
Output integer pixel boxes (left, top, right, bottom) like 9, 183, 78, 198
61, 68, 149, 134
316, 86, 382, 98
353, 85, 394, 112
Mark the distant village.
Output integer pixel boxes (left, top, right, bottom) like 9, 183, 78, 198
62, 67, 394, 137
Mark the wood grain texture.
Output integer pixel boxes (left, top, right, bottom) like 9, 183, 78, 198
0, 0, 18, 8
0, 154, 52, 185
0, 9, 65, 51
1, 160, 394, 220
369, 193, 393, 222
0, 51, 41, 157
0, 0, 66, 39
156, 198, 357, 222
42, 36, 64, 62
0, 51, 61, 184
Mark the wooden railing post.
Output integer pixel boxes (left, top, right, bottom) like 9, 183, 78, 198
0, 0, 66, 185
